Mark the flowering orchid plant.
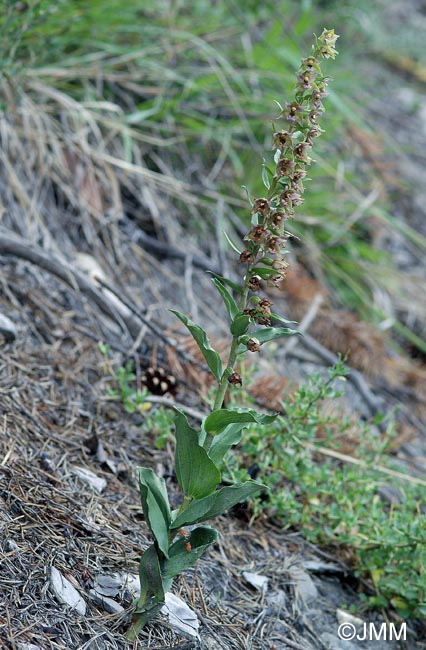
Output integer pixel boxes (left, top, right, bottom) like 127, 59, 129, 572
126, 28, 338, 639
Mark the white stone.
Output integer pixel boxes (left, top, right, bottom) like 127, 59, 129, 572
288, 566, 318, 605
72, 467, 107, 493
242, 571, 269, 592
50, 566, 86, 615
161, 592, 199, 640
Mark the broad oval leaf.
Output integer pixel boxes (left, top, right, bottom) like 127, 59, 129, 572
136, 543, 165, 609
170, 310, 222, 381
230, 314, 250, 336
171, 482, 264, 529
139, 468, 171, 558
174, 410, 221, 499
163, 526, 218, 581
204, 408, 277, 465
204, 408, 277, 436
208, 422, 250, 466
211, 278, 239, 321
250, 266, 283, 279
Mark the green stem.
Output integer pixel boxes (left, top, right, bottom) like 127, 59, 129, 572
203, 280, 252, 451
267, 176, 279, 200
203, 170, 279, 452
212, 328, 242, 410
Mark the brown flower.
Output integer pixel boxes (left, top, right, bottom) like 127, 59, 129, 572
273, 130, 292, 148
309, 110, 323, 125
246, 338, 261, 352
272, 258, 289, 272
245, 226, 267, 243
259, 297, 273, 309
252, 198, 270, 217
267, 274, 285, 288
248, 275, 262, 291
294, 142, 312, 161
311, 89, 327, 106
280, 189, 303, 208
266, 235, 286, 254
296, 70, 317, 90
302, 56, 318, 70
228, 371, 243, 386
243, 306, 271, 326
305, 126, 323, 143
276, 158, 295, 177
239, 250, 254, 264
270, 210, 286, 228
281, 101, 304, 122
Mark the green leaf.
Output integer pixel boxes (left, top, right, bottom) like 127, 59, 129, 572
208, 422, 249, 465
261, 164, 271, 190
230, 313, 250, 336
170, 310, 222, 381
204, 408, 277, 465
223, 231, 241, 254
174, 410, 221, 499
271, 312, 298, 325
127, 544, 165, 639
211, 278, 239, 321
136, 543, 165, 609
139, 468, 171, 558
250, 326, 300, 343
171, 482, 264, 529
206, 271, 243, 295
163, 526, 218, 580
204, 408, 277, 436
250, 266, 283, 279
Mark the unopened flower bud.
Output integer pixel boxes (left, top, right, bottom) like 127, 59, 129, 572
248, 274, 262, 291
318, 28, 339, 59
302, 56, 317, 70
258, 256, 273, 266
309, 110, 320, 124
228, 371, 243, 386
306, 126, 323, 143
267, 275, 285, 287
246, 337, 261, 352
272, 258, 289, 271
239, 250, 254, 264
259, 297, 273, 309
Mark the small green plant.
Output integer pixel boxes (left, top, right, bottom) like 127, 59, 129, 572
105, 360, 150, 414
225, 367, 426, 619
126, 29, 339, 639
137, 364, 426, 620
